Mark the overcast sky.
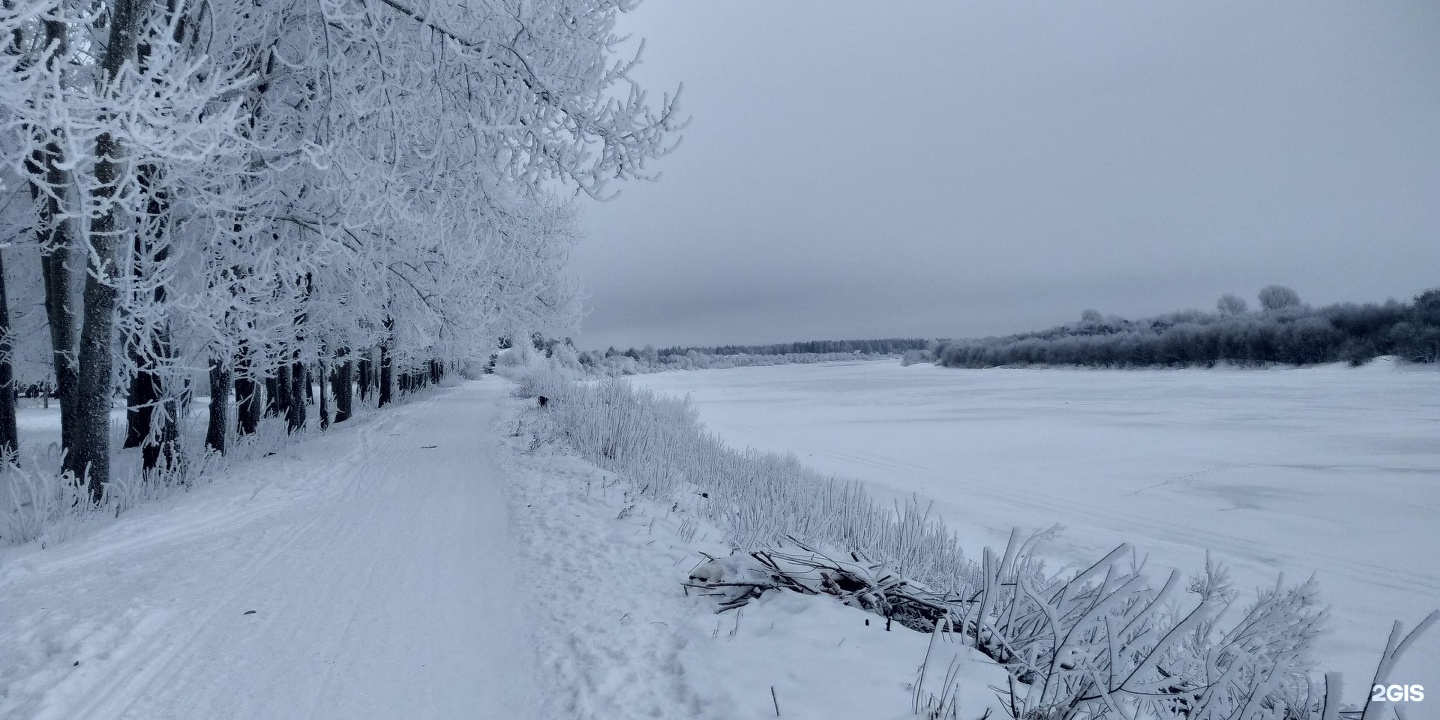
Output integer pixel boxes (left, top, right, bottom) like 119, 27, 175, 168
571, 0, 1440, 351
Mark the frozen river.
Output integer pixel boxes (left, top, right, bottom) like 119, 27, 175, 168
631, 358, 1440, 683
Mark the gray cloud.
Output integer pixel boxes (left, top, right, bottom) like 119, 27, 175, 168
574, 0, 1440, 350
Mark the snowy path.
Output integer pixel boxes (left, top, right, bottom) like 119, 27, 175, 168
1, 381, 536, 720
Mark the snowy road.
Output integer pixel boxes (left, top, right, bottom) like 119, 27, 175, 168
0, 381, 536, 719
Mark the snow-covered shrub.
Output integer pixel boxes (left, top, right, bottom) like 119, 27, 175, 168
493, 345, 533, 369
901, 349, 937, 366
0, 448, 85, 544
0, 398, 369, 547
550, 343, 584, 372
511, 361, 979, 594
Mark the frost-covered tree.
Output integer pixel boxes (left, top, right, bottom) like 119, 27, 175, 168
0, 0, 682, 495
1217, 293, 1248, 316
1258, 284, 1302, 312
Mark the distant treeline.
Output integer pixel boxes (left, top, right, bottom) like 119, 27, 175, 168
493, 336, 930, 377
929, 286, 1440, 369
657, 338, 930, 359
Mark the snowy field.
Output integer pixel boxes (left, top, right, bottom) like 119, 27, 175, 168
631, 359, 1440, 684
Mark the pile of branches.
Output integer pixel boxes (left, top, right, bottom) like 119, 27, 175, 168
684, 536, 954, 633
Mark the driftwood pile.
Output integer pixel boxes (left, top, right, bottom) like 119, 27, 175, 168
684, 536, 956, 633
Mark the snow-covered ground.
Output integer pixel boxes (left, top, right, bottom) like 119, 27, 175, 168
499, 400, 1012, 720
1, 383, 536, 719
4, 379, 1009, 719
630, 359, 1440, 684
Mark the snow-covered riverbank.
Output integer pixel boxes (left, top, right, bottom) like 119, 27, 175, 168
631, 359, 1440, 684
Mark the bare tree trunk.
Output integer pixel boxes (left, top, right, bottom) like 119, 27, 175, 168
72, 231, 119, 498
43, 218, 80, 457
122, 330, 148, 448
286, 356, 305, 432
332, 355, 353, 424
70, 0, 152, 499
286, 273, 310, 432
318, 361, 329, 430
378, 319, 394, 408
122, 220, 158, 452
235, 376, 259, 433
123, 361, 156, 449
140, 388, 179, 474
275, 363, 291, 419
0, 248, 18, 455
205, 358, 229, 454
32, 155, 78, 459
234, 342, 260, 435
357, 353, 371, 401
262, 375, 277, 417
72, 234, 119, 497
18, 19, 80, 464
124, 164, 181, 475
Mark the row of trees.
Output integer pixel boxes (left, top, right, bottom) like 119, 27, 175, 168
0, 0, 681, 499
663, 338, 932, 358
492, 335, 930, 377
589, 338, 930, 374
931, 286, 1440, 369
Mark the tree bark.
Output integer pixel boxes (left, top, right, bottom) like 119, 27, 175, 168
72, 220, 119, 498
0, 248, 18, 455
31, 133, 79, 463
286, 357, 305, 432
72, 217, 120, 496
332, 356, 353, 424
205, 358, 229, 454
140, 391, 179, 474
234, 341, 260, 435
275, 362, 291, 421
378, 318, 394, 408
318, 361, 329, 430
38, 239, 77, 450
357, 353, 371, 401
286, 274, 310, 432
124, 178, 175, 460
122, 334, 149, 449
70, 0, 152, 499
123, 362, 156, 448
19, 19, 79, 463
123, 23, 185, 475
263, 374, 278, 417
378, 357, 393, 406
